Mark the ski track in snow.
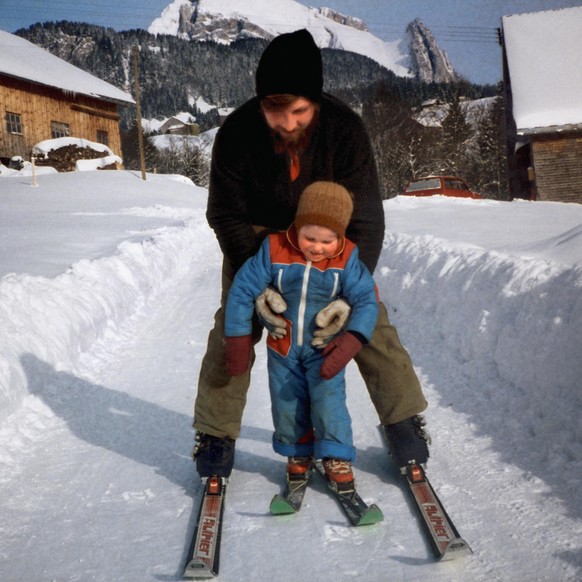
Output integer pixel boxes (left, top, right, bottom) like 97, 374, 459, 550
0, 201, 581, 580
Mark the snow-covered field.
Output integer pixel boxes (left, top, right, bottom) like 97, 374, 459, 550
0, 170, 581, 581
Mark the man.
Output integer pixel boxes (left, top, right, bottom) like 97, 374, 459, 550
193, 29, 429, 478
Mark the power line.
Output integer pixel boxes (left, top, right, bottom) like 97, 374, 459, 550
0, 0, 158, 30
0, 4, 500, 45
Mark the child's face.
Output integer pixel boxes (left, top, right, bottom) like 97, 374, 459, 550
298, 225, 340, 262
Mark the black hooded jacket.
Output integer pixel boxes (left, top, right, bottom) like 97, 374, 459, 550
206, 93, 385, 274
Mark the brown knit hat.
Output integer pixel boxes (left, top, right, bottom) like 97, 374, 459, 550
295, 181, 353, 237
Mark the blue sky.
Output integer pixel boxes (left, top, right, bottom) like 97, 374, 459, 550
1, 0, 580, 84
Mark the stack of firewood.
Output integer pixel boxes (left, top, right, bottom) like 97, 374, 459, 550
35, 145, 116, 172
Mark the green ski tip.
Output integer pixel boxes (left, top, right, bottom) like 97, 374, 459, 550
270, 494, 298, 515
355, 504, 384, 526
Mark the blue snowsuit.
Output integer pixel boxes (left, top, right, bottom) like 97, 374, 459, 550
225, 226, 378, 461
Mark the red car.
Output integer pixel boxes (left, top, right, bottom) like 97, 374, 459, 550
401, 176, 481, 199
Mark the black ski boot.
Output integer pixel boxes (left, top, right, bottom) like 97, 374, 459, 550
192, 432, 236, 478
384, 415, 430, 469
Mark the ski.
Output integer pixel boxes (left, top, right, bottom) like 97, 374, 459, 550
314, 459, 384, 526
402, 462, 472, 560
378, 424, 472, 559
183, 475, 227, 579
270, 466, 313, 514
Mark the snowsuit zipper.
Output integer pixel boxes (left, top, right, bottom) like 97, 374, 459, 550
297, 261, 312, 347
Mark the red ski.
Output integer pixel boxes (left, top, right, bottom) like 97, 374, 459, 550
183, 476, 227, 579
403, 462, 472, 560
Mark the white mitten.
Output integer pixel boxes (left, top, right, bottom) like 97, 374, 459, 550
255, 287, 287, 339
311, 298, 351, 347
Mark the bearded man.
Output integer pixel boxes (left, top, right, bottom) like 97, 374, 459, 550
193, 29, 429, 479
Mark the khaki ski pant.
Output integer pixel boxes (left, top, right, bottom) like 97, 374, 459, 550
194, 259, 428, 440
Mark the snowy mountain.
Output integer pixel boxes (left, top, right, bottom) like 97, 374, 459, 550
149, 0, 458, 82
405, 18, 460, 84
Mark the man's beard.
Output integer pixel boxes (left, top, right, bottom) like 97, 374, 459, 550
271, 110, 319, 154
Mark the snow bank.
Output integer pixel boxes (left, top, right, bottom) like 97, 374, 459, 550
378, 229, 582, 466
382, 233, 581, 388
0, 217, 205, 422
0, 162, 58, 177
75, 155, 122, 171
0, 169, 208, 424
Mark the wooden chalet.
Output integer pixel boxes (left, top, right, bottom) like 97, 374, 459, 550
501, 7, 582, 203
158, 115, 200, 136
0, 30, 134, 166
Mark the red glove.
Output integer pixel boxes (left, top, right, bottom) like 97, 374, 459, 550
224, 335, 252, 376
320, 332, 363, 380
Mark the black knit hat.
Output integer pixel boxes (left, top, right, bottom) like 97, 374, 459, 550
255, 29, 323, 102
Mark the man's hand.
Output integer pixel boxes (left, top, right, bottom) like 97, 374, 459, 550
255, 287, 287, 339
311, 298, 351, 347
319, 332, 363, 380
224, 335, 252, 376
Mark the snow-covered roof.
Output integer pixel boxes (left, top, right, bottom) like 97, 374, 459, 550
502, 7, 582, 134
0, 30, 134, 105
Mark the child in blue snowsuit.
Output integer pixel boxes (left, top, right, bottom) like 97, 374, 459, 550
224, 181, 379, 484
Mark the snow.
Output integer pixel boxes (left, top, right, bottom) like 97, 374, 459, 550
0, 169, 581, 581
502, 6, 582, 132
150, 127, 218, 156
148, 0, 410, 76
415, 97, 496, 128
0, 30, 134, 105
195, 97, 215, 114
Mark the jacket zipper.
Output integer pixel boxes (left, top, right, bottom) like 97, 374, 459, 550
331, 272, 339, 298
297, 261, 311, 347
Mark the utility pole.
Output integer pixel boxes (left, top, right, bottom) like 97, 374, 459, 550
132, 45, 147, 181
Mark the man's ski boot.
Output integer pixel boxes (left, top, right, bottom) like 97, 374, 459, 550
384, 415, 430, 470
192, 432, 236, 478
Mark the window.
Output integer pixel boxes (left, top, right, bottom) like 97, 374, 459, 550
446, 179, 467, 190
6, 112, 22, 135
96, 130, 109, 146
51, 121, 70, 139
406, 178, 441, 192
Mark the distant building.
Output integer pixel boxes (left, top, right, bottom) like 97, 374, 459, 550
158, 115, 199, 136
501, 7, 582, 203
0, 30, 134, 165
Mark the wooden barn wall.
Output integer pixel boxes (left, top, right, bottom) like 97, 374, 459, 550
531, 131, 582, 204
0, 75, 127, 162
